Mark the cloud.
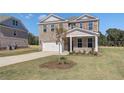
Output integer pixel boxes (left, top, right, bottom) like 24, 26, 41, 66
25, 14, 33, 19
38, 15, 47, 21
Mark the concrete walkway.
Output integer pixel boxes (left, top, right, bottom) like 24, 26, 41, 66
0, 51, 61, 67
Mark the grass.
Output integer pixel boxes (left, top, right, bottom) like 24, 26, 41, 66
0, 47, 124, 80
0, 45, 39, 57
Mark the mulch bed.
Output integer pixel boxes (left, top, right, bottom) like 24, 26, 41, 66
39, 61, 76, 69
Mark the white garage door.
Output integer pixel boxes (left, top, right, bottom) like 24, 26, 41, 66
42, 42, 62, 52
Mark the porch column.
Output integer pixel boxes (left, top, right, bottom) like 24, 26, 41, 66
59, 38, 62, 54
94, 36, 98, 52
70, 36, 72, 52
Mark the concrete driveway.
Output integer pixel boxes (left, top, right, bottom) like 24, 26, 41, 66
0, 51, 59, 67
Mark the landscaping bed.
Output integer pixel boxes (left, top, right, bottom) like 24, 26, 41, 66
40, 61, 76, 69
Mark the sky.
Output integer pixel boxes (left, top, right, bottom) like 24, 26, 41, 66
0, 13, 124, 36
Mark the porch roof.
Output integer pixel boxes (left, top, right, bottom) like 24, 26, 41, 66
66, 28, 99, 37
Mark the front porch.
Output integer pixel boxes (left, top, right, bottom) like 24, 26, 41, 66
64, 28, 99, 53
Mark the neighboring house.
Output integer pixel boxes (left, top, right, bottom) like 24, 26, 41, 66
0, 16, 28, 50
38, 14, 99, 53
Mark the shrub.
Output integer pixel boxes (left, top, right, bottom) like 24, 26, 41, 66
93, 51, 99, 56
78, 50, 82, 54
82, 50, 86, 55
59, 56, 67, 64
88, 50, 93, 55
69, 51, 75, 55
60, 56, 66, 60
69, 52, 73, 55
75, 52, 79, 55
69, 50, 99, 56
72, 51, 75, 55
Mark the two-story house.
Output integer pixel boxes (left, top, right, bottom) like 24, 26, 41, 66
38, 14, 99, 53
0, 16, 28, 50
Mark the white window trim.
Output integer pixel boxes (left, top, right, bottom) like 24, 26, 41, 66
88, 21, 93, 30
77, 38, 83, 48
51, 24, 55, 31
88, 38, 93, 47
80, 22, 83, 28
43, 25, 47, 32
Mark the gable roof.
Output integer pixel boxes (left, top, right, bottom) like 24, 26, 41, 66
67, 27, 99, 36
40, 14, 65, 22
75, 14, 99, 21
0, 16, 28, 32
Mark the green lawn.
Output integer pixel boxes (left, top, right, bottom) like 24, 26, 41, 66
0, 45, 39, 57
0, 47, 124, 80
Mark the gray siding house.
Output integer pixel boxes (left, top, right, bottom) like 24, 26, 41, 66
38, 14, 99, 53
0, 16, 28, 50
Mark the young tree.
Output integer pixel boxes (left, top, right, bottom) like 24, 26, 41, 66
56, 25, 67, 63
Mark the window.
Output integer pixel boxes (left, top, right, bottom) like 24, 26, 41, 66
14, 31, 16, 36
16, 21, 18, 26
13, 20, 18, 26
12, 20, 18, 26
89, 21, 93, 30
80, 22, 83, 28
68, 23, 76, 29
88, 38, 93, 47
13, 20, 15, 25
68, 23, 71, 28
43, 25, 47, 32
77, 38, 82, 48
71, 24, 74, 29
51, 24, 54, 31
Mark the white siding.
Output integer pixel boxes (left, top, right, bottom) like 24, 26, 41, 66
66, 30, 95, 37
45, 16, 60, 22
